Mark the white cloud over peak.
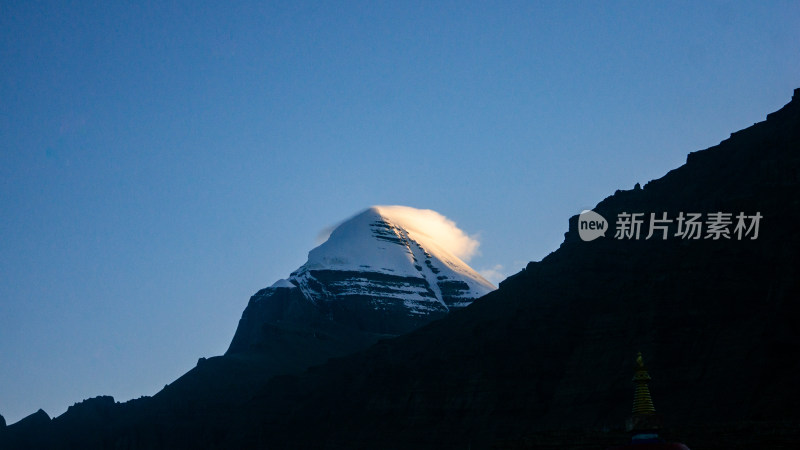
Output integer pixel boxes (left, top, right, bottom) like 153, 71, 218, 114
374, 205, 480, 262
478, 264, 506, 286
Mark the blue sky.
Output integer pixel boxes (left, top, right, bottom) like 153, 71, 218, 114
1, 1, 798, 424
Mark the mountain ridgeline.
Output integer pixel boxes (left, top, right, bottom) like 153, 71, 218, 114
220, 89, 800, 449
1, 206, 495, 449
2, 89, 799, 449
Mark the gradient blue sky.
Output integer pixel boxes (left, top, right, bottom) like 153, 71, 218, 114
1, 1, 798, 424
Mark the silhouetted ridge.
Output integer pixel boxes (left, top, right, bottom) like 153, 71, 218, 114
2, 89, 798, 449
227, 88, 800, 448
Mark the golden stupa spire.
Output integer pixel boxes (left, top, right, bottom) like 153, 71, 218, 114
632, 352, 656, 415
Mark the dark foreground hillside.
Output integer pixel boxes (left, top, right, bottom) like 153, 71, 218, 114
2, 89, 799, 449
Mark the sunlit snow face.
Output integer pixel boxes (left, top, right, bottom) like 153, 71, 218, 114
373, 205, 480, 262
314, 205, 482, 263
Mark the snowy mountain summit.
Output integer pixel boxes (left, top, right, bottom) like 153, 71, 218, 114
293, 206, 494, 313
227, 206, 494, 353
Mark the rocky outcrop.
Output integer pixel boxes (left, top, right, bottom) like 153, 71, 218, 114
8, 409, 50, 430
1, 409, 51, 448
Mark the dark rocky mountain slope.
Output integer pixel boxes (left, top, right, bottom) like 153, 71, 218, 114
223, 89, 800, 449
2, 89, 798, 449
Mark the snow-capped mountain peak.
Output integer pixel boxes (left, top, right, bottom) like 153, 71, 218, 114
228, 206, 495, 353
291, 206, 494, 313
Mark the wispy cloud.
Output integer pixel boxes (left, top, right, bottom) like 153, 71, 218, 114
375, 205, 480, 262
315, 224, 337, 245
478, 264, 506, 286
